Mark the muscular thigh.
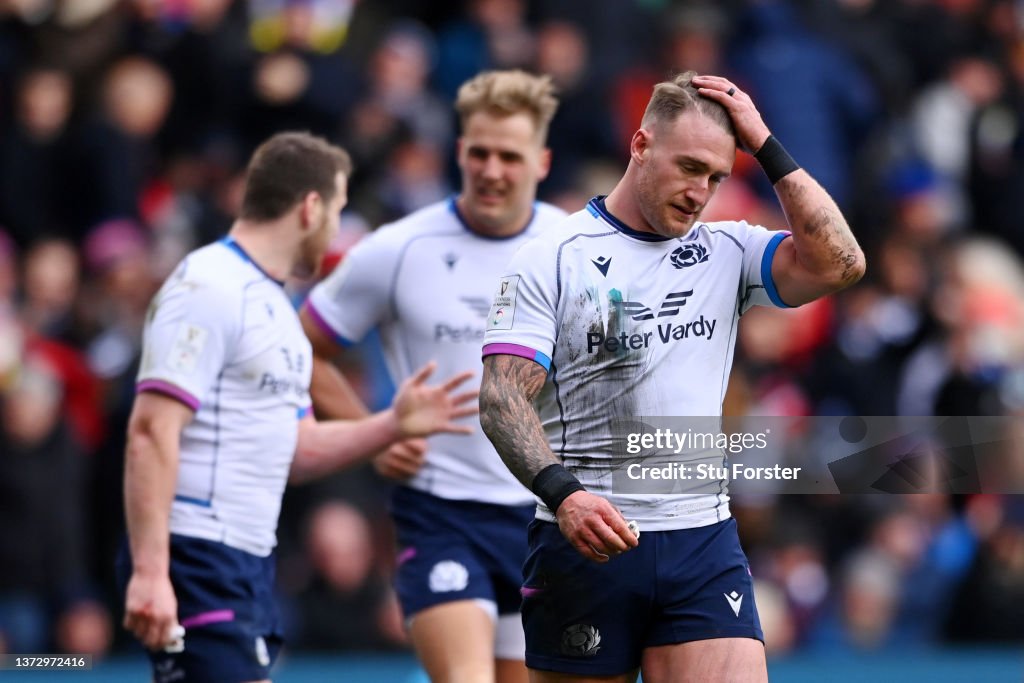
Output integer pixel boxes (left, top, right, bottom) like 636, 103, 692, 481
641, 638, 766, 683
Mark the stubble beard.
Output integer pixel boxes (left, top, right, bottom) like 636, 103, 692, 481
636, 170, 672, 238
294, 218, 328, 280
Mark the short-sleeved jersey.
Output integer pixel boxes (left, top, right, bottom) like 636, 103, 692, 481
306, 197, 567, 505
137, 237, 313, 557
482, 197, 792, 530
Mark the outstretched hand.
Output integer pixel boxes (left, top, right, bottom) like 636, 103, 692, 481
691, 74, 772, 155
393, 361, 478, 438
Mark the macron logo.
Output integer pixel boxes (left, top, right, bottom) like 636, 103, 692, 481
724, 591, 743, 617
591, 256, 611, 277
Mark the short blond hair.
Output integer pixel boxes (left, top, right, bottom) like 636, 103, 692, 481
641, 70, 734, 138
455, 70, 559, 143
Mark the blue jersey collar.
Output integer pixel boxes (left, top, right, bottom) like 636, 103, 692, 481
220, 236, 286, 287
448, 195, 536, 241
586, 196, 673, 243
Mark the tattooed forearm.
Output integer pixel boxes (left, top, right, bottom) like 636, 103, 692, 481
479, 354, 559, 488
775, 170, 865, 289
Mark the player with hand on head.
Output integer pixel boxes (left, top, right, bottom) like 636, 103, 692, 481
300, 70, 565, 683
479, 72, 865, 682
120, 131, 477, 683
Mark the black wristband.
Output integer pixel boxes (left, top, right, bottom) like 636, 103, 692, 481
531, 464, 586, 513
754, 135, 800, 185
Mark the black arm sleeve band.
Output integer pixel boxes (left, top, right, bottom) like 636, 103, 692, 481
754, 135, 800, 185
531, 464, 586, 513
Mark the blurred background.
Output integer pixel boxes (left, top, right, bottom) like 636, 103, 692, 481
0, 0, 1022, 679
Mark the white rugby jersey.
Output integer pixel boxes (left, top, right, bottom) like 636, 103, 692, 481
482, 197, 792, 530
137, 237, 312, 556
306, 197, 566, 505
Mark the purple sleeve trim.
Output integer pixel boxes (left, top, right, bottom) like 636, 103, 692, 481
482, 343, 552, 371
181, 609, 235, 628
136, 379, 200, 411
303, 301, 353, 348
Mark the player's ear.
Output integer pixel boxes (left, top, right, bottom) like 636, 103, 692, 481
299, 190, 321, 230
631, 128, 651, 164
537, 147, 552, 181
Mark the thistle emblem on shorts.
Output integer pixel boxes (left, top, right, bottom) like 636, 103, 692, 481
670, 243, 709, 269
561, 623, 601, 656
428, 560, 469, 592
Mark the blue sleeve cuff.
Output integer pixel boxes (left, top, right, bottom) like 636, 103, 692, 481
761, 232, 795, 308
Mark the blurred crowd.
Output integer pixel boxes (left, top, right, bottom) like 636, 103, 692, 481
0, 0, 1022, 662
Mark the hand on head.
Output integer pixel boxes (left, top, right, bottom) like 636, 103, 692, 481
691, 74, 771, 154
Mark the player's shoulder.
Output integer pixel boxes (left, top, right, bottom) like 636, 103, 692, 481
693, 219, 765, 252
501, 205, 608, 273
163, 241, 258, 304
529, 201, 570, 230
367, 199, 463, 248
528, 202, 616, 248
